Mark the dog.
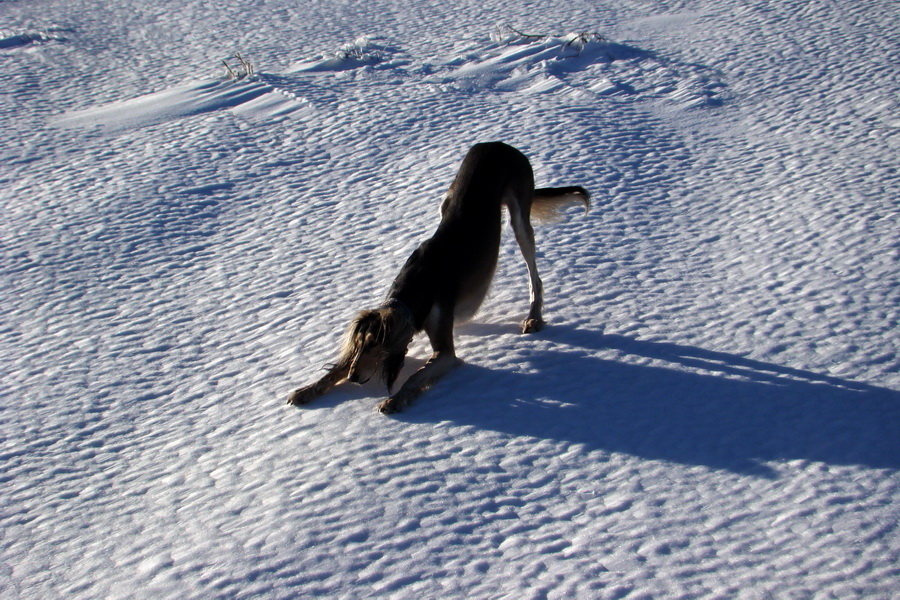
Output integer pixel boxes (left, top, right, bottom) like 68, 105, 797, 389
287, 141, 590, 413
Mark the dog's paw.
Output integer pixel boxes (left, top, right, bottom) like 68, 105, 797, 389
521, 317, 545, 334
377, 390, 414, 415
377, 397, 401, 414
286, 387, 317, 406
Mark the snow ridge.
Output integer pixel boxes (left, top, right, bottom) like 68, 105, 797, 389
55, 31, 725, 133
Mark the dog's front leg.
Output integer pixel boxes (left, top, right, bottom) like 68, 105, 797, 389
378, 305, 458, 414
377, 351, 460, 414
287, 361, 350, 406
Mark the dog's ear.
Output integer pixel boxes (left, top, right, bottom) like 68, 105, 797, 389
343, 310, 379, 354
382, 352, 406, 392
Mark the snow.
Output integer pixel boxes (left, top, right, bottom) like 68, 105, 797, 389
1, 0, 898, 598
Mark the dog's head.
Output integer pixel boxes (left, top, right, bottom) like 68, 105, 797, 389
341, 307, 414, 391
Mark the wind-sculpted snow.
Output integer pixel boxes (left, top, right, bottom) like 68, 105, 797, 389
54, 31, 724, 132
1, 0, 898, 598
286, 36, 407, 73
56, 79, 314, 130
0, 26, 69, 49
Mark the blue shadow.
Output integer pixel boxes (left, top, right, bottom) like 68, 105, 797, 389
401, 325, 900, 477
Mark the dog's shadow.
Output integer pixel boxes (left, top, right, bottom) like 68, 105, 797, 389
399, 323, 900, 477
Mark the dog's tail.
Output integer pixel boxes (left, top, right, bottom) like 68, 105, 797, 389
531, 186, 591, 223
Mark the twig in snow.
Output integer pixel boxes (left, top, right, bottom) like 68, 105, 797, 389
223, 53, 255, 80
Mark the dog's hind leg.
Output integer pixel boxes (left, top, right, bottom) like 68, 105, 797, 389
378, 305, 460, 414
287, 360, 350, 406
507, 192, 545, 334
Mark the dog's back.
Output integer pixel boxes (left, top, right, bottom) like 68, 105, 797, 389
389, 142, 534, 324
440, 142, 534, 219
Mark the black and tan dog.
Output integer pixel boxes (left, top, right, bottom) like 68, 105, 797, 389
287, 142, 589, 413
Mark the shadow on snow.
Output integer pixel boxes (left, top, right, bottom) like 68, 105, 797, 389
401, 324, 900, 477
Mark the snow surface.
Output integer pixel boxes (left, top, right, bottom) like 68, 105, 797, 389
2, 0, 899, 598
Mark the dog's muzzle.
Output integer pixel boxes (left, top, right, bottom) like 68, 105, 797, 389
347, 368, 371, 385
